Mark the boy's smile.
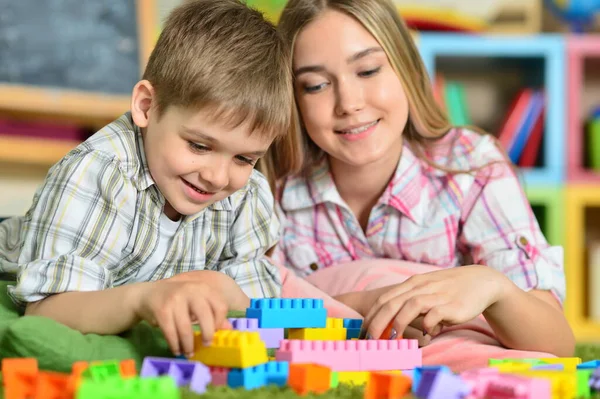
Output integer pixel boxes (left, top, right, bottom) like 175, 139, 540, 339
131, 83, 273, 220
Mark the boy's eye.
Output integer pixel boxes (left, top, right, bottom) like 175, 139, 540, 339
358, 67, 381, 78
236, 155, 256, 166
189, 142, 209, 152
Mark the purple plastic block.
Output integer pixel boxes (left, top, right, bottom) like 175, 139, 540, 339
590, 368, 600, 389
531, 364, 564, 370
189, 362, 211, 394
416, 369, 471, 399
140, 356, 211, 392
229, 317, 284, 348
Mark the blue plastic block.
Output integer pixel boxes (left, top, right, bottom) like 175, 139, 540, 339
412, 365, 450, 394
578, 360, 600, 369
228, 366, 266, 390
343, 318, 363, 339
264, 361, 289, 387
245, 298, 327, 328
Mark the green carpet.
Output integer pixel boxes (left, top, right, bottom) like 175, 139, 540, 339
1, 344, 599, 399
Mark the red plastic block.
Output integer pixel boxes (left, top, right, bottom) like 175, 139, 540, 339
209, 367, 229, 386
2, 358, 38, 399
485, 374, 551, 399
33, 371, 70, 399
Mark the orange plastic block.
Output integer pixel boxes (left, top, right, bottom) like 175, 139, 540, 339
2, 358, 38, 399
365, 372, 411, 399
288, 364, 331, 396
33, 371, 70, 399
119, 359, 137, 378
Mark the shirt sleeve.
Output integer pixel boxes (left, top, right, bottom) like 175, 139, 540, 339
8, 151, 135, 307
217, 171, 282, 299
458, 141, 565, 305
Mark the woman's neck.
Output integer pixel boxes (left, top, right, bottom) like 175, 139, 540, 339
329, 147, 402, 231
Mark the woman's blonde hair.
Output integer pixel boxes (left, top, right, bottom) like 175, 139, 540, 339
276, 0, 498, 178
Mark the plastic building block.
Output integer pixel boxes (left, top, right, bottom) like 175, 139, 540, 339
576, 369, 592, 399
288, 363, 331, 396
330, 371, 339, 388
191, 330, 268, 368
537, 357, 581, 371
485, 374, 551, 399
459, 367, 500, 398
228, 317, 284, 348
208, 367, 229, 386
140, 357, 210, 393
489, 358, 545, 366
365, 372, 411, 399
227, 361, 289, 390
245, 298, 327, 328
120, 360, 136, 378
276, 339, 421, 371
343, 319, 362, 339
337, 371, 370, 386
288, 318, 347, 340
531, 364, 564, 371
77, 376, 179, 399
513, 370, 577, 399
412, 366, 450, 394
2, 358, 38, 399
589, 367, 600, 390
578, 360, 600, 369
34, 371, 71, 399
415, 369, 470, 399
1, 357, 38, 384
83, 360, 121, 381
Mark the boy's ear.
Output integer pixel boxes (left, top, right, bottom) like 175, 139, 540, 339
131, 80, 155, 128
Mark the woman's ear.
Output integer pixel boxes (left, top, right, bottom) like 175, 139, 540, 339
130, 80, 155, 128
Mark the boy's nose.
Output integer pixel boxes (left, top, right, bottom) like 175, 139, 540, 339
200, 163, 229, 191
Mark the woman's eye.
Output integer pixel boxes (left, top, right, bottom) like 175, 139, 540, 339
236, 156, 256, 166
358, 67, 381, 77
303, 82, 327, 93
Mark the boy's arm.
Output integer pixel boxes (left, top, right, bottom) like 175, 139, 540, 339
10, 151, 135, 317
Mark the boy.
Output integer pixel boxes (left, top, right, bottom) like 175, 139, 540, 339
0, 0, 294, 358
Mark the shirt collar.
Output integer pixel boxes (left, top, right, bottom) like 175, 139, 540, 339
280, 144, 430, 225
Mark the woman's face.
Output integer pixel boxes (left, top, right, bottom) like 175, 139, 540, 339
293, 9, 409, 169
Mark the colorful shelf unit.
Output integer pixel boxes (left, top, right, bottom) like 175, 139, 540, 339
417, 34, 566, 187
524, 186, 565, 247
0, 136, 79, 167
565, 186, 600, 341
566, 35, 600, 183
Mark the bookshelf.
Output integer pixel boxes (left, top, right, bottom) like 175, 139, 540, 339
0, 136, 79, 167
418, 33, 565, 187
525, 186, 565, 247
566, 35, 600, 183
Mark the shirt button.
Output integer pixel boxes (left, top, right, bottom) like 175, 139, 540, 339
309, 263, 319, 271
519, 236, 529, 246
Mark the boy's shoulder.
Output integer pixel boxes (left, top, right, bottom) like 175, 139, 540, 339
64, 113, 148, 186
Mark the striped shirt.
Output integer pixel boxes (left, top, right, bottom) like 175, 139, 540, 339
0, 113, 281, 307
272, 128, 565, 304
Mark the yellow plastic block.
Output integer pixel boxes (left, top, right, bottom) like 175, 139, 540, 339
510, 370, 576, 399
190, 330, 268, 368
537, 357, 581, 372
490, 362, 533, 372
288, 318, 347, 340
337, 370, 402, 386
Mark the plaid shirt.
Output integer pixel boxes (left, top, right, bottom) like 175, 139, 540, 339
0, 113, 281, 307
272, 128, 565, 304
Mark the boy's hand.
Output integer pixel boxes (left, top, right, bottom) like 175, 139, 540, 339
133, 280, 232, 358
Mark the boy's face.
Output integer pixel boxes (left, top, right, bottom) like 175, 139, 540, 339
142, 105, 273, 220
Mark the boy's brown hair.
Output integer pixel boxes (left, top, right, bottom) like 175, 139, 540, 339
143, 0, 301, 177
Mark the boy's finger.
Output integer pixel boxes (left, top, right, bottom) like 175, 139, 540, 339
206, 294, 229, 332
173, 304, 194, 357
190, 297, 215, 349
157, 313, 181, 356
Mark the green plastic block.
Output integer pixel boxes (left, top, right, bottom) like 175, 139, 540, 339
330, 371, 339, 388
77, 376, 179, 399
83, 360, 121, 382
577, 369, 593, 398
589, 119, 600, 170
488, 358, 545, 366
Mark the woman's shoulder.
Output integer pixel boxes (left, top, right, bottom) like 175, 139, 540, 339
422, 127, 508, 173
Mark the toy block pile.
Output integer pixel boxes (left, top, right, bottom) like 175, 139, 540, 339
3, 298, 600, 398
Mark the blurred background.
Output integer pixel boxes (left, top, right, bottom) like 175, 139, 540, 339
0, 0, 598, 340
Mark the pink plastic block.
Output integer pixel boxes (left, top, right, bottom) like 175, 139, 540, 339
485, 374, 551, 399
209, 367, 229, 386
358, 339, 421, 371
275, 339, 421, 371
460, 367, 500, 398
276, 340, 359, 370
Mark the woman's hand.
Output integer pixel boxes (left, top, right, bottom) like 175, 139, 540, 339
362, 265, 511, 340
